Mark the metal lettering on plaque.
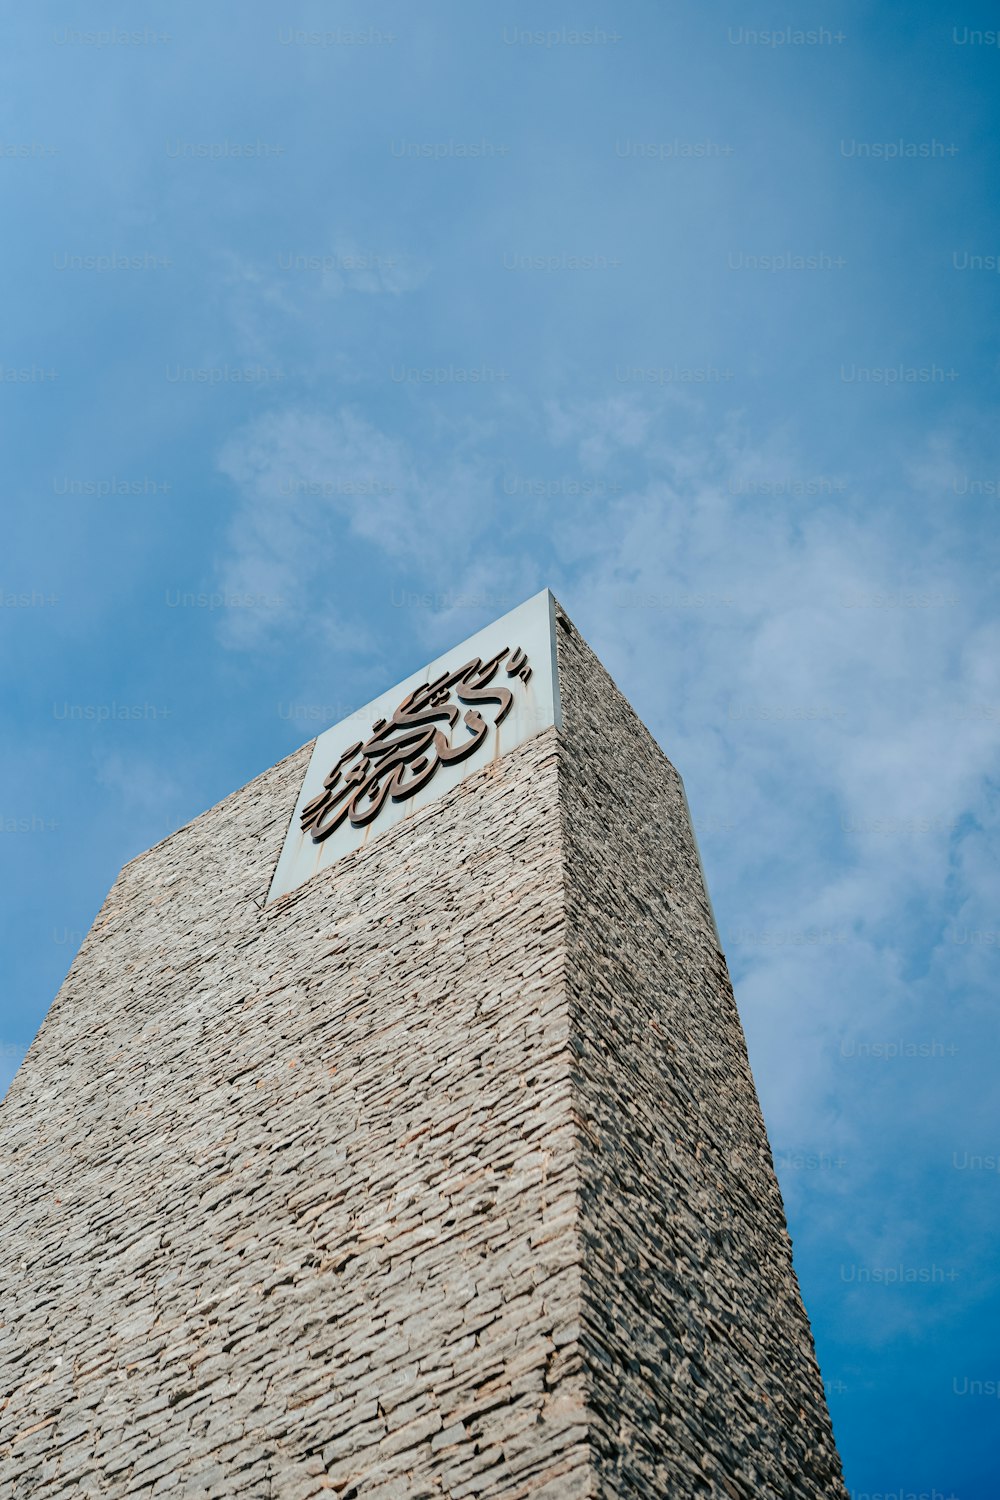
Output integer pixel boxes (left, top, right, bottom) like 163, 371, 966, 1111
267, 591, 560, 902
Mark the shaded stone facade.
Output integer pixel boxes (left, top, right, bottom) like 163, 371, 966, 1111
0, 600, 846, 1498
556, 616, 845, 1497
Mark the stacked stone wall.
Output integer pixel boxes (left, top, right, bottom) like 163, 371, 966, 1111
0, 600, 845, 1498
1, 728, 589, 1498
554, 606, 846, 1499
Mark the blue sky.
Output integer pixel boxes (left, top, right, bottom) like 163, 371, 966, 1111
3, 2, 999, 1493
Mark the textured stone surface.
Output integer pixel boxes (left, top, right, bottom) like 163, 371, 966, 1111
554, 612, 846, 1499
0, 600, 845, 1497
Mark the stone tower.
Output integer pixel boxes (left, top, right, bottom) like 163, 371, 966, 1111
0, 591, 846, 1499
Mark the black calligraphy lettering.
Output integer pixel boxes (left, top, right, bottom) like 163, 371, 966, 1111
506, 647, 532, 684
300, 646, 533, 842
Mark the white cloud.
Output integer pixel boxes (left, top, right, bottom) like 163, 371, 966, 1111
536, 399, 995, 1179
214, 405, 508, 653
94, 751, 178, 805
212, 241, 431, 366
545, 392, 655, 468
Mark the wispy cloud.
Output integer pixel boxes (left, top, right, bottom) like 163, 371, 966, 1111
214, 405, 505, 650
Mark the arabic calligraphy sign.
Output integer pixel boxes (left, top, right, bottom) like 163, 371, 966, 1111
267, 590, 560, 902
300, 646, 533, 842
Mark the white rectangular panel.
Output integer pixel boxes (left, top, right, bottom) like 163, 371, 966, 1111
266, 589, 561, 902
